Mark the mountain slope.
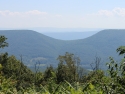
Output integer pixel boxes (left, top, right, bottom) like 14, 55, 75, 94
0, 30, 66, 66
56, 30, 125, 69
0, 29, 125, 69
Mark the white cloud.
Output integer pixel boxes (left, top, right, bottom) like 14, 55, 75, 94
0, 10, 47, 17
0, 10, 49, 28
26, 10, 47, 15
0, 8, 125, 29
113, 7, 125, 17
97, 10, 114, 17
90, 7, 125, 17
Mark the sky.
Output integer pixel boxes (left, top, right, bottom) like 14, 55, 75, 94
0, 0, 125, 29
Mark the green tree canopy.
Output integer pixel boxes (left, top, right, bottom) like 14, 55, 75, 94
56, 52, 80, 83
117, 46, 125, 56
0, 36, 8, 48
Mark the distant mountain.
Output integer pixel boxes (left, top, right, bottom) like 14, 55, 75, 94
41, 31, 98, 40
31, 27, 101, 40
30, 27, 102, 32
0, 29, 125, 70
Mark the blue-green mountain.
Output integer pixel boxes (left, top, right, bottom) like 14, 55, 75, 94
0, 29, 125, 69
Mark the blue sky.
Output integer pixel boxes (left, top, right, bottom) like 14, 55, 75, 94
0, 0, 125, 29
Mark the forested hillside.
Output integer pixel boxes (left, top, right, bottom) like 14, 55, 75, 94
0, 35, 125, 93
0, 29, 125, 69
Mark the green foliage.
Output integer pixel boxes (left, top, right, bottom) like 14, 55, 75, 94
0, 74, 17, 93
0, 53, 35, 90
44, 65, 56, 81
105, 56, 125, 93
41, 65, 56, 86
56, 52, 80, 83
2, 35, 125, 93
0, 36, 8, 48
117, 46, 125, 55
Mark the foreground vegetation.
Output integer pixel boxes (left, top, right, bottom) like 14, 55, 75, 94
1, 36, 125, 93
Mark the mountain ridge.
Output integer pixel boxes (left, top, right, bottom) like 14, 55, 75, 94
0, 29, 125, 69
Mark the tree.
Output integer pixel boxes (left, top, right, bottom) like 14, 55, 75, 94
117, 46, 125, 58
41, 65, 56, 87
56, 52, 80, 83
0, 36, 8, 48
0, 54, 34, 89
43, 65, 56, 81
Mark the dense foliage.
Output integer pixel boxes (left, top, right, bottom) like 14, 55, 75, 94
1, 35, 125, 93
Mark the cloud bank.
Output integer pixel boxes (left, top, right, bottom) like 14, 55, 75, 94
95, 7, 125, 17
0, 7, 125, 29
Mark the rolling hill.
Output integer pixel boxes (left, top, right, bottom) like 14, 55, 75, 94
0, 29, 125, 70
